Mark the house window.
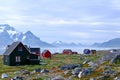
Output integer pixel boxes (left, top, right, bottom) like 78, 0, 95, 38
15, 56, 21, 62
18, 46, 23, 51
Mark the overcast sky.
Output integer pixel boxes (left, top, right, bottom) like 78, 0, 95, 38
0, 0, 120, 44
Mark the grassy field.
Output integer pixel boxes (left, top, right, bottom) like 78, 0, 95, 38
0, 50, 116, 80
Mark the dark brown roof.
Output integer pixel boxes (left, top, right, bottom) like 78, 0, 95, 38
3, 41, 30, 55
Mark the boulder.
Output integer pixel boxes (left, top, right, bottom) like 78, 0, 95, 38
72, 67, 82, 75
60, 64, 79, 70
64, 70, 71, 75
102, 69, 117, 77
33, 68, 41, 73
78, 71, 82, 78
88, 61, 94, 67
41, 69, 49, 73
83, 60, 91, 64
114, 76, 120, 80
78, 68, 94, 78
21, 70, 30, 75
1, 73, 8, 78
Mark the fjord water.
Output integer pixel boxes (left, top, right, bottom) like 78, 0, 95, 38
1, 47, 119, 54
41, 47, 117, 54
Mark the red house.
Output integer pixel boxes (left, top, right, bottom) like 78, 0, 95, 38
63, 49, 72, 54
42, 50, 51, 58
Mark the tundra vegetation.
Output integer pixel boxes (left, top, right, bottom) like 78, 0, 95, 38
1, 50, 120, 80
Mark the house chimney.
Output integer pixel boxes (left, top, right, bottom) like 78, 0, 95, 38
6, 45, 10, 50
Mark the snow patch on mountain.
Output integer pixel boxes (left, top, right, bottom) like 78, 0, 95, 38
0, 29, 4, 33
53, 41, 63, 44
7, 30, 17, 35
22, 35, 26, 41
0, 24, 53, 48
52, 40, 83, 47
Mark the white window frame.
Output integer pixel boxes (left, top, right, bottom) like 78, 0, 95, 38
15, 56, 21, 62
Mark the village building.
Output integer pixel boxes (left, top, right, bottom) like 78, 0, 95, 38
30, 48, 40, 56
42, 49, 51, 58
91, 50, 97, 55
62, 49, 72, 54
3, 41, 40, 66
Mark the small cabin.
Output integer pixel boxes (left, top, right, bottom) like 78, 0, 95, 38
3, 41, 40, 66
91, 50, 96, 55
72, 51, 78, 54
42, 50, 51, 58
63, 49, 72, 54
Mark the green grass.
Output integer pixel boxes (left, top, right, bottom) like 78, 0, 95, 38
0, 54, 83, 79
0, 51, 117, 80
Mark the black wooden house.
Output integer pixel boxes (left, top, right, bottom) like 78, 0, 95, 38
3, 41, 40, 66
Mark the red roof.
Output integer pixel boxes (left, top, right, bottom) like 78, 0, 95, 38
42, 50, 51, 58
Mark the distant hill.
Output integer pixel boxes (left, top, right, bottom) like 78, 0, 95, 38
0, 24, 53, 48
52, 40, 83, 47
92, 38, 120, 47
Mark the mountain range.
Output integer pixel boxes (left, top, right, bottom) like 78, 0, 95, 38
0, 24, 83, 48
0, 24, 53, 48
52, 41, 83, 47
0, 24, 120, 49
92, 38, 120, 48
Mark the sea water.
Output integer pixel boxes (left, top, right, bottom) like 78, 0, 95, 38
40, 47, 117, 54
1, 47, 119, 54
